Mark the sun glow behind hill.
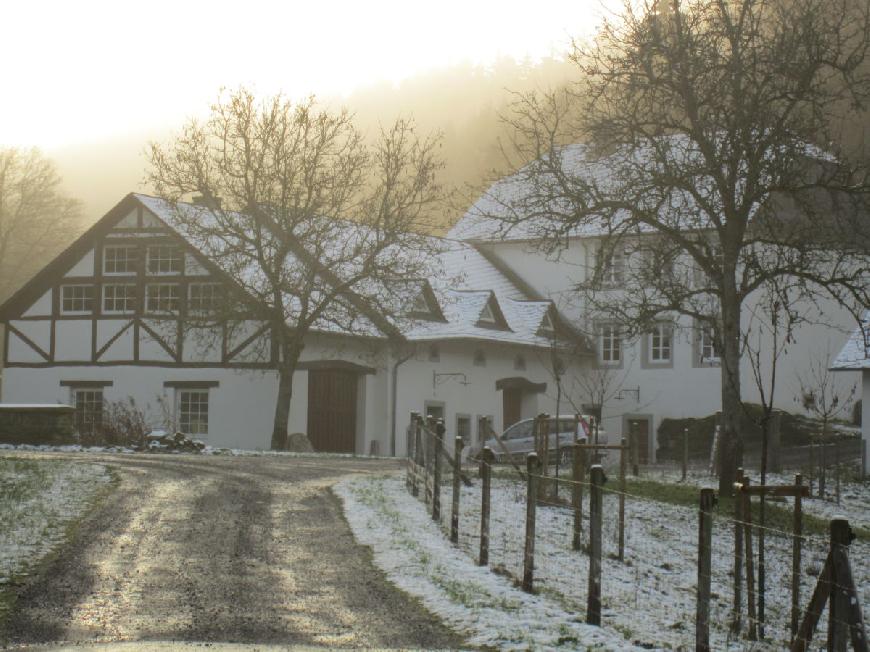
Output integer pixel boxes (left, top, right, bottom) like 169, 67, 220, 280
1, 0, 617, 150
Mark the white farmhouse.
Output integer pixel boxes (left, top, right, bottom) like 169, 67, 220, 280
830, 312, 870, 475
0, 193, 588, 455
449, 146, 863, 461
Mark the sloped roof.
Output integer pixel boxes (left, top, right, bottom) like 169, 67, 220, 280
831, 311, 870, 370
135, 194, 563, 349
448, 136, 832, 243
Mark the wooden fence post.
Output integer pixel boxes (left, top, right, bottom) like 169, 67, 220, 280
432, 420, 444, 522
696, 488, 715, 652
587, 464, 606, 626
828, 517, 851, 652
523, 453, 540, 592
730, 468, 744, 636
743, 476, 758, 641
410, 412, 421, 497
618, 437, 627, 561
791, 473, 803, 640
682, 427, 689, 481
451, 436, 463, 544
572, 441, 584, 550
479, 447, 494, 566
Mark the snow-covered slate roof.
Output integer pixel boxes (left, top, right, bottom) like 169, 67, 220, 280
448, 136, 830, 243
134, 194, 561, 349
831, 311, 870, 370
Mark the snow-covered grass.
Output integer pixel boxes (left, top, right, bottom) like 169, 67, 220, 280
0, 442, 393, 459
636, 466, 870, 533
339, 470, 870, 651
0, 456, 112, 622
335, 474, 641, 651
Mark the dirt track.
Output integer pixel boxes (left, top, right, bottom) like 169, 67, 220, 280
1, 453, 465, 649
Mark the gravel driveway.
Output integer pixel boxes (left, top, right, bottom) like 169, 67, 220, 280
1, 452, 465, 649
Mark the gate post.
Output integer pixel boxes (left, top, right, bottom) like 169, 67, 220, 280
828, 518, 850, 652
618, 437, 627, 561
791, 473, 803, 639
432, 420, 444, 522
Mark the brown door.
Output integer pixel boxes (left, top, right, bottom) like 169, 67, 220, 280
307, 370, 357, 453
503, 388, 522, 430
628, 418, 650, 464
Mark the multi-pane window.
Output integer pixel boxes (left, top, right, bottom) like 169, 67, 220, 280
456, 415, 472, 445
146, 284, 180, 313
147, 245, 183, 274
179, 390, 209, 435
699, 324, 721, 362
61, 285, 95, 313
74, 389, 103, 436
103, 246, 138, 274
600, 324, 622, 363
103, 284, 137, 313
649, 323, 673, 362
188, 283, 220, 314
599, 247, 625, 286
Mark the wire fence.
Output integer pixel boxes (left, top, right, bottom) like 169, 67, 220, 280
403, 412, 869, 651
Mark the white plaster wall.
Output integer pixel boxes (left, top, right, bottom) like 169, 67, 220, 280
64, 249, 95, 277
22, 291, 52, 318
393, 340, 587, 458
863, 369, 870, 476
485, 239, 864, 459
1, 365, 280, 450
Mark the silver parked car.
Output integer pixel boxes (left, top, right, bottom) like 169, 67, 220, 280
470, 415, 605, 465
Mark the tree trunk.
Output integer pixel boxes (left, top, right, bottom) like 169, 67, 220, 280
718, 292, 744, 496
270, 340, 303, 451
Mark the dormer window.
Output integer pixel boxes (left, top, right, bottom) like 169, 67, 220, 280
478, 303, 496, 324
539, 311, 555, 335
406, 281, 444, 321
475, 294, 510, 331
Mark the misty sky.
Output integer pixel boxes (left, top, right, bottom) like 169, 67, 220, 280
2, 0, 618, 150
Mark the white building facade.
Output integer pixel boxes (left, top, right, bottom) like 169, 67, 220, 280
0, 194, 589, 455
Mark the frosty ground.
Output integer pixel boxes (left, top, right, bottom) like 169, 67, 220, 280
0, 457, 112, 623
336, 469, 870, 651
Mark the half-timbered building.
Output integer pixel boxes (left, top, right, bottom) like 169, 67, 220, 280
0, 193, 587, 454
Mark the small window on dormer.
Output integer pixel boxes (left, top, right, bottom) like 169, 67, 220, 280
479, 303, 496, 324
473, 349, 486, 367
411, 294, 430, 314
540, 311, 555, 333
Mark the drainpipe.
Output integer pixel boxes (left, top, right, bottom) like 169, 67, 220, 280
390, 344, 416, 457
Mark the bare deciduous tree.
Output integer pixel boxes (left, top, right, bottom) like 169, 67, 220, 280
0, 148, 82, 301
481, 0, 870, 494
148, 88, 443, 449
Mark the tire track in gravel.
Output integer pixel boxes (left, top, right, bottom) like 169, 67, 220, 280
1, 452, 466, 649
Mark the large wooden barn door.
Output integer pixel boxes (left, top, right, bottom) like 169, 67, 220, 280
503, 388, 522, 430
307, 370, 358, 453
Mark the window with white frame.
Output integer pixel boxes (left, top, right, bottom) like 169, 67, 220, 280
146, 284, 180, 313
103, 284, 137, 313
178, 389, 209, 435
648, 323, 673, 363
699, 323, 721, 362
599, 324, 622, 364
599, 246, 625, 286
103, 246, 138, 274
478, 302, 496, 324
147, 245, 183, 275
73, 388, 103, 436
61, 285, 95, 313
188, 283, 220, 314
